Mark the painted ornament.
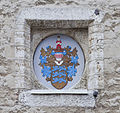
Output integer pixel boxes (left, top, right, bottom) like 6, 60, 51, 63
39, 36, 79, 89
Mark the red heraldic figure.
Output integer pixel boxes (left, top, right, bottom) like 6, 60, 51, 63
56, 36, 62, 49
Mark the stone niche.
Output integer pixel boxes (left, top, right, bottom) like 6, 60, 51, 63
31, 27, 88, 90
15, 7, 104, 107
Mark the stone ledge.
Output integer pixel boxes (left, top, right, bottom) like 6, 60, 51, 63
30, 89, 89, 95
19, 90, 95, 107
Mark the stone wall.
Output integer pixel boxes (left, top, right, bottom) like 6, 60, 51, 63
0, 0, 120, 113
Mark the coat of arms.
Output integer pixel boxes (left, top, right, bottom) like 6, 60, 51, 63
39, 36, 79, 89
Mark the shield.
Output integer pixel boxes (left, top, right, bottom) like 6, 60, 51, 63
39, 36, 79, 89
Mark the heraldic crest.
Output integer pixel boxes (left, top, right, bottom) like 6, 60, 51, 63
39, 36, 79, 89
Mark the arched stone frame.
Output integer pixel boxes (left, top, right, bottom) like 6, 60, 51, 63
15, 7, 104, 107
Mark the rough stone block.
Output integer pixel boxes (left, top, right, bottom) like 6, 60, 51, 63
19, 90, 95, 107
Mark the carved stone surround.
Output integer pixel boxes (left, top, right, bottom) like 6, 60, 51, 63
15, 6, 104, 107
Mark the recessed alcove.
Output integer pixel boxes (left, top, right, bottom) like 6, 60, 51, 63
31, 28, 88, 90
15, 7, 104, 107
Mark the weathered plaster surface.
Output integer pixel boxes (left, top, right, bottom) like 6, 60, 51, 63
0, 0, 120, 113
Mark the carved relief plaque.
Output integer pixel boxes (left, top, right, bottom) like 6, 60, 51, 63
33, 34, 85, 90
